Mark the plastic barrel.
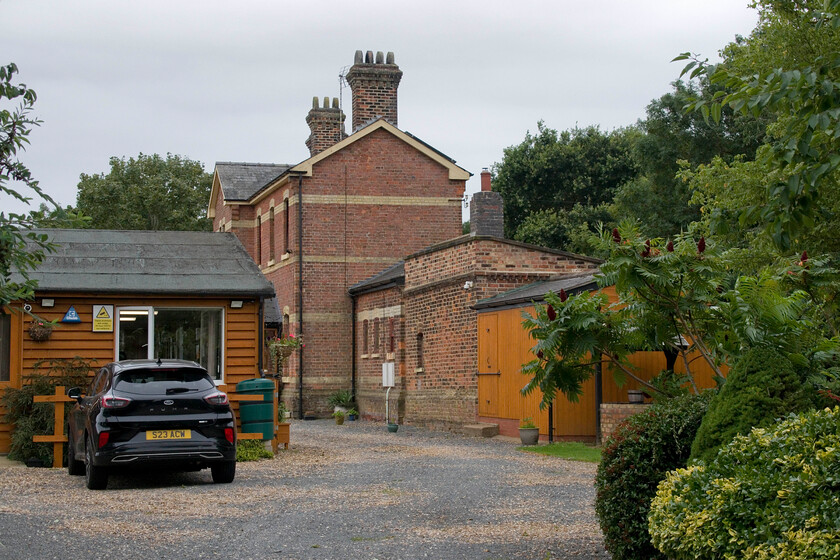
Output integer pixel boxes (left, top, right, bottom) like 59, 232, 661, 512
235, 378, 275, 440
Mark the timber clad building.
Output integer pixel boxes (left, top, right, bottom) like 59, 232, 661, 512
0, 230, 274, 452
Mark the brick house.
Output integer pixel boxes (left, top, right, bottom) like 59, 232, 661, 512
349, 172, 602, 429
209, 51, 470, 417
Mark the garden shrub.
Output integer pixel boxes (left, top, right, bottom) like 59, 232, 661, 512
594, 392, 713, 560
649, 406, 840, 560
690, 347, 813, 463
0, 357, 92, 464
236, 439, 274, 462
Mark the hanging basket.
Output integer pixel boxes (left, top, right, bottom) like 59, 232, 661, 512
28, 322, 53, 342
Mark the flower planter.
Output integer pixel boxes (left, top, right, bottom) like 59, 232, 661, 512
387, 423, 399, 433
519, 427, 540, 445
628, 390, 645, 404
28, 323, 53, 342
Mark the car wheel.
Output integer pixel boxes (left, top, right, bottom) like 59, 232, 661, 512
211, 460, 236, 484
84, 438, 108, 490
67, 430, 84, 476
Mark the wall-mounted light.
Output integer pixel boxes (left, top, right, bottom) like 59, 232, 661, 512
231, 300, 244, 309
463, 281, 473, 290
41, 299, 55, 308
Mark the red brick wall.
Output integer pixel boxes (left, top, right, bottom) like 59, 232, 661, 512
353, 286, 404, 421
600, 403, 651, 442
216, 128, 466, 417
401, 237, 600, 429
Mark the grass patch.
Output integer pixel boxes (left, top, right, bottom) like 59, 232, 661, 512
519, 442, 601, 463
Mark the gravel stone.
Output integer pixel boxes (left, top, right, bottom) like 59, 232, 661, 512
0, 420, 610, 559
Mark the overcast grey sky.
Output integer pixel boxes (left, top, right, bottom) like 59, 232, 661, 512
1, 0, 759, 220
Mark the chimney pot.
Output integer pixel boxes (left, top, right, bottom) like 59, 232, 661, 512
365, 50, 374, 63
312, 96, 319, 108
386, 51, 395, 64
480, 168, 492, 192
354, 50, 363, 64
375, 51, 384, 64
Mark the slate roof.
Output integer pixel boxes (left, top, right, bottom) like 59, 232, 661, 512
473, 274, 599, 310
348, 261, 405, 295
16, 229, 275, 297
215, 162, 291, 201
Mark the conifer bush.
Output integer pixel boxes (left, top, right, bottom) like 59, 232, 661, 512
649, 407, 840, 560
690, 347, 813, 463
594, 392, 712, 560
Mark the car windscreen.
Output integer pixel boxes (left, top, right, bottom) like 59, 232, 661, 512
113, 368, 215, 396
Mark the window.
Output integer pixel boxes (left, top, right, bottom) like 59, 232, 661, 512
362, 320, 369, 355
117, 307, 224, 381
283, 198, 290, 253
256, 214, 263, 265
269, 208, 276, 261
389, 318, 395, 353
0, 314, 10, 382
373, 319, 380, 354
416, 332, 424, 370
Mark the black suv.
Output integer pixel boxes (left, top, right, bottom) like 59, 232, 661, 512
67, 359, 237, 490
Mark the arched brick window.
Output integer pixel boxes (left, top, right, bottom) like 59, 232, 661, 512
388, 318, 395, 353
373, 319, 380, 354
362, 320, 369, 355
269, 207, 275, 260
416, 332, 424, 370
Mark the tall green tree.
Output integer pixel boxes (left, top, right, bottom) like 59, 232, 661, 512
1, 63, 84, 309
614, 80, 769, 238
76, 153, 212, 231
677, 0, 840, 251
492, 123, 638, 254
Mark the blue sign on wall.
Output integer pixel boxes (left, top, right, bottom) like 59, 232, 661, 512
62, 306, 82, 323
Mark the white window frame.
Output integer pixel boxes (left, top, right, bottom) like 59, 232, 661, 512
115, 306, 226, 384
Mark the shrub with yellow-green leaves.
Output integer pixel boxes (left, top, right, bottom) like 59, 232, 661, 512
649, 407, 840, 560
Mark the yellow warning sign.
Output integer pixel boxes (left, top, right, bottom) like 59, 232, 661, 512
92, 304, 114, 332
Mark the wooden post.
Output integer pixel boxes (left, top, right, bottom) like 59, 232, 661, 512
32, 386, 74, 468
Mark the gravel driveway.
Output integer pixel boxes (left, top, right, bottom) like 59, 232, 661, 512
0, 420, 609, 560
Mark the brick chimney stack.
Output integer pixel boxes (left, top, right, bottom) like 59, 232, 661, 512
345, 50, 402, 131
305, 96, 347, 156
470, 168, 504, 238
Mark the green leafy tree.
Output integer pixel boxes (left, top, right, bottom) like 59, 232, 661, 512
614, 80, 769, 238
492, 124, 638, 252
676, 0, 840, 251
1, 63, 85, 309
76, 153, 212, 231
522, 224, 815, 409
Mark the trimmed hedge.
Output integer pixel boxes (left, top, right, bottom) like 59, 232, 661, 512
649, 407, 840, 560
690, 347, 813, 463
594, 392, 713, 560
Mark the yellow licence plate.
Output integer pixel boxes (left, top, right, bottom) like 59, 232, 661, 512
146, 429, 191, 440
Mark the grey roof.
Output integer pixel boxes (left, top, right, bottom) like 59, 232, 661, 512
473, 274, 599, 311
16, 229, 275, 298
263, 297, 282, 325
348, 261, 405, 295
215, 162, 291, 201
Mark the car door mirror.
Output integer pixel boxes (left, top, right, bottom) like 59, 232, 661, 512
66, 387, 83, 402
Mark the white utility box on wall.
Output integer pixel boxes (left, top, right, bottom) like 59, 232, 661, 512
382, 362, 395, 387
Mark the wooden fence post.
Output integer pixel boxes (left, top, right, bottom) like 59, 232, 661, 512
32, 386, 74, 468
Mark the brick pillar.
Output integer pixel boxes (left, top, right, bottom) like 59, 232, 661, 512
345, 50, 402, 131
305, 97, 347, 156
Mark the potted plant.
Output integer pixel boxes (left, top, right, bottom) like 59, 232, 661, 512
387, 422, 399, 433
267, 334, 303, 373
327, 389, 354, 414
28, 320, 55, 342
519, 417, 539, 445
346, 408, 358, 421
333, 410, 345, 425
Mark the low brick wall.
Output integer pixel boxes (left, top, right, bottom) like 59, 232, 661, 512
600, 402, 651, 443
